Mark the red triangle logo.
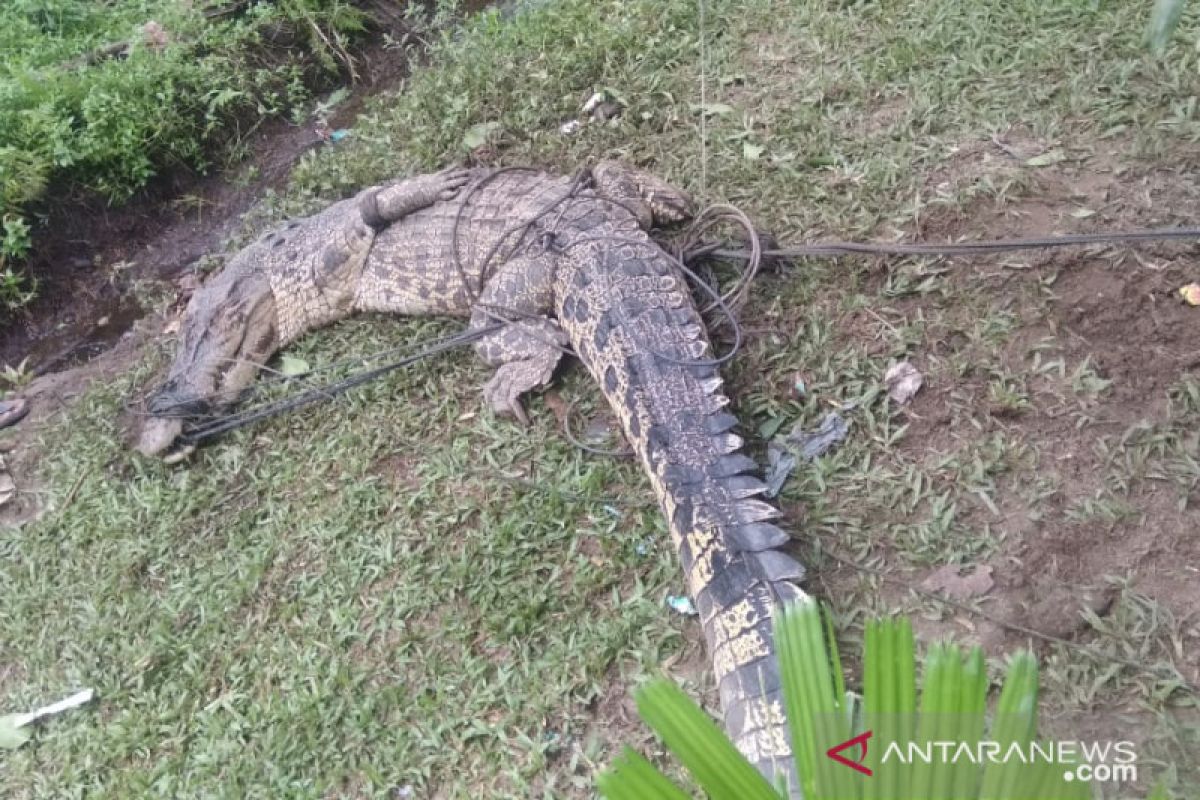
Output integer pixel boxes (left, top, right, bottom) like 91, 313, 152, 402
826, 730, 874, 777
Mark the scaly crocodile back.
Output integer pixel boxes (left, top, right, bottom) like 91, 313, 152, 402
549, 204, 806, 790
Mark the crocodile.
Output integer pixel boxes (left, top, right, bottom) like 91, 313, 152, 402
137, 162, 809, 790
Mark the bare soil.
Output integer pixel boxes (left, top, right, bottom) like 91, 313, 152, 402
826, 139, 1200, 691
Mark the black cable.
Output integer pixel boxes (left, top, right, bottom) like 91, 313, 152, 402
177, 323, 501, 443
695, 225, 1200, 261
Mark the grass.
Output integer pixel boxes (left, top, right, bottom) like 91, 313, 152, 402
4, 0, 1200, 796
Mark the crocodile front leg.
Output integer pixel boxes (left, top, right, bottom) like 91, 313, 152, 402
470, 253, 568, 423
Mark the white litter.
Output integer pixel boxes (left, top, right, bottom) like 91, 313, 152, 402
10, 688, 95, 729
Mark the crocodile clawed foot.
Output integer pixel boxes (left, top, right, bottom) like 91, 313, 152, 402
435, 167, 473, 201
482, 360, 557, 426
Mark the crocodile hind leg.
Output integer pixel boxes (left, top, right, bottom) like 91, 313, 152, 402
357, 168, 474, 230
592, 160, 694, 228
470, 253, 568, 423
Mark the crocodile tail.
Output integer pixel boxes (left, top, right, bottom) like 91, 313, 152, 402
554, 232, 807, 791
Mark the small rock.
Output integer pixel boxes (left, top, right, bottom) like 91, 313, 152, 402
921, 564, 994, 600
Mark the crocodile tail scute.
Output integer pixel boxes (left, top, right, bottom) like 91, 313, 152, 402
553, 233, 807, 793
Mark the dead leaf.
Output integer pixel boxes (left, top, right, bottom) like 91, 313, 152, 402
885, 361, 924, 405
141, 20, 170, 49
542, 391, 569, 427
922, 564, 995, 600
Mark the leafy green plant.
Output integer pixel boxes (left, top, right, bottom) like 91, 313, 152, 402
600, 600, 1169, 799
0, 214, 34, 310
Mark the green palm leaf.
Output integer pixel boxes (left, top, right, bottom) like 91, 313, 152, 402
598, 599, 1165, 800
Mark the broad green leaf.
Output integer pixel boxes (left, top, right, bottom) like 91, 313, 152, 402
279, 355, 310, 377
979, 652, 1038, 800
461, 121, 501, 150
1024, 148, 1066, 167
634, 680, 780, 800
597, 747, 692, 800
778, 599, 852, 799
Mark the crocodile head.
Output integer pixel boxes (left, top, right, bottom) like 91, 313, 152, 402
138, 263, 279, 459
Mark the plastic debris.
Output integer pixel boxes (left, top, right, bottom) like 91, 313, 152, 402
885, 361, 924, 405
921, 564, 994, 600
559, 119, 581, 135
785, 412, 849, 461
0, 688, 95, 750
581, 92, 606, 115
764, 441, 797, 499
667, 595, 697, 616
1180, 282, 1200, 306
329, 129, 351, 143
634, 539, 649, 557
791, 373, 807, 398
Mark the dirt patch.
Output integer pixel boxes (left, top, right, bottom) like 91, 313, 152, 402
874, 147, 1200, 685
0, 36, 419, 377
